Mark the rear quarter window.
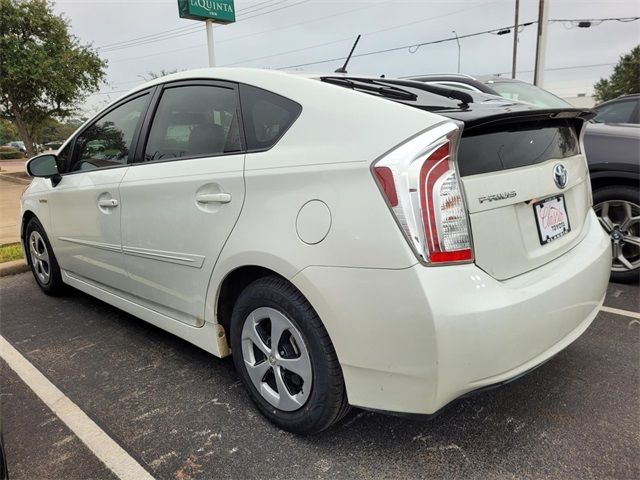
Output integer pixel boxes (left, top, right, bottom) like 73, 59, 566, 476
239, 84, 302, 151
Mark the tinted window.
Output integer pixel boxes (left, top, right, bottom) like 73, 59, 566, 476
490, 82, 572, 108
71, 94, 148, 172
458, 121, 580, 177
593, 100, 637, 124
56, 142, 71, 173
144, 85, 241, 162
239, 84, 301, 150
433, 81, 478, 92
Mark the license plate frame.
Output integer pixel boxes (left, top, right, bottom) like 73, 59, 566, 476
533, 194, 571, 245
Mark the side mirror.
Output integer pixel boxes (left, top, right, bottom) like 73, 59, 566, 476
26, 154, 62, 186
26, 154, 59, 178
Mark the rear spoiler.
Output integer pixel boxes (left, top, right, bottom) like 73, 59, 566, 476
459, 108, 595, 133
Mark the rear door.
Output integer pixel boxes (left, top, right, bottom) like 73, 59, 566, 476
457, 118, 592, 279
119, 81, 245, 326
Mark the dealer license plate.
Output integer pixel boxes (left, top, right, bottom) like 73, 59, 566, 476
533, 195, 571, 245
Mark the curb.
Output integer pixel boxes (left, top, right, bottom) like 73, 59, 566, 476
0, 259, 29, 277
0, 174, 30, 186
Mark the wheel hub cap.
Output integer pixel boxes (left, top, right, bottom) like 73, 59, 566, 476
241, 307, 313, 412
28, 230, 51, 284
594, 199, 640, 273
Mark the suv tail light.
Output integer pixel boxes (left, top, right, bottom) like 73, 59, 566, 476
372, 122, 473, 265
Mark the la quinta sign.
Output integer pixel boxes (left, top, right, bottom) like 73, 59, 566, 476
178, 0, 235, 24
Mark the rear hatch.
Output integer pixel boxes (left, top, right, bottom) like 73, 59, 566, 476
456, 113, 592, 279
318, 76, 593, 279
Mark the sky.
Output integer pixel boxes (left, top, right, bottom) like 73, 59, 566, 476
51, 0, 640, 113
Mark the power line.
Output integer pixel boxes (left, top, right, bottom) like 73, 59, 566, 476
98, 0, 311, 53
221, 1, 496, 67
275, 22, 536, 70
96, 0, 282, 50
106, 0, 394, 63
274, 16, 639, 70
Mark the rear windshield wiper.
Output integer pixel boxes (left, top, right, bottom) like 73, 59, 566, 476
321, 77, 418, 101
378, 78, 474, 106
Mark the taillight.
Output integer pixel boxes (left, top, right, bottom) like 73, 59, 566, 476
372, 122, 473, 265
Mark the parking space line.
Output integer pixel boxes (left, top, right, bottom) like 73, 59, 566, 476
600, 306, 640, 320
0, 335, 154, 480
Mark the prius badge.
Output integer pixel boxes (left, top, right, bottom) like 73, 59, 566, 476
478, 190, 517, 204
553, 163, 568, 189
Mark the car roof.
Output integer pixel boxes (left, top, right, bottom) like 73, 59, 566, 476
595, 93, 640, 107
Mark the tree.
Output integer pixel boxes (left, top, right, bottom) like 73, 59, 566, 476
0, 119, 18, 145
145, 69, 180, 80
593, 45, 640, 102
0, 0, 106, 156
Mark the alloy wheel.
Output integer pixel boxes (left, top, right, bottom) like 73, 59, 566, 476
594, 200, 640, 272
29, 230, 51, 284
241, 307, 313, 412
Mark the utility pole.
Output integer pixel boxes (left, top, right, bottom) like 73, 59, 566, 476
206, 19, 216, 67
452, 30, 461, 73
511, 0, 519, 78
533, 0, 549, 86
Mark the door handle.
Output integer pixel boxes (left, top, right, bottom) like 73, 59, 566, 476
98, 198, 118, 208
196, 192, 232, 204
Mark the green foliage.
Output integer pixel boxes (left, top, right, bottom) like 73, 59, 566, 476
594, 45, 640, 102
0, 0, 106, 156
34, 117, 79, 143
0, 243, 24, 263
0, 118, 18, 145
0, 150, 23, 159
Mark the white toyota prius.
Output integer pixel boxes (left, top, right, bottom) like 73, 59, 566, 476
20, 68, 611, 433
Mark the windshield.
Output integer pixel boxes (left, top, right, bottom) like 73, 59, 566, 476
489, 82, 572, 108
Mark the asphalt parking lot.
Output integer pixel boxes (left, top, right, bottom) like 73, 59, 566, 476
1, 271, 638, 479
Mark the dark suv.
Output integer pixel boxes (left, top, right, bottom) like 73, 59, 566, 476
592, 94, 640, 125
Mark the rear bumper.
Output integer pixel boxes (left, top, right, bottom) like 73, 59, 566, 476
293, 210, 611, 414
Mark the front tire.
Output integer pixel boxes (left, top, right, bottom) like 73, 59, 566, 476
230, 276, 349, 434
25, 217, 65, 295
593, 185, 640, 284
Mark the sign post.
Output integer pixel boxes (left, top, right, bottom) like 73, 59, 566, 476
205, 19, 215, 67
177, 0, 236, 67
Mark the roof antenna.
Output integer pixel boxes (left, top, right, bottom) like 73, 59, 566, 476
334, 34, 361, 73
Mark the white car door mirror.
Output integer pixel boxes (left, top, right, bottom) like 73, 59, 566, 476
26, 154, 59, 178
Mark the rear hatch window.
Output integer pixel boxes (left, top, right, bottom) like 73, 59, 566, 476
458, 120, 580, 176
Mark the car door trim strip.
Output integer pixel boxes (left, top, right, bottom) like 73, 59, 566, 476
58, 237, 205, 268
58, 237, 121, 253
122, 246, 205, 268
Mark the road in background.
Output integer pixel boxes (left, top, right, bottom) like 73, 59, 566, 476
1, 272, 638, 479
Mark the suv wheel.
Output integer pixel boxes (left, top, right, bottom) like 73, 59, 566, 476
230, 276, 350, 434
593, 186, 640, 283
25, 217, 65, 294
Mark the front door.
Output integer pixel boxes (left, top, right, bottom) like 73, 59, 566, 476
119, 82, 245, 326
49, 92, 151, 291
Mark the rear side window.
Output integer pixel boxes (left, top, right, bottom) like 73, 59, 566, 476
593, 100, 637, 124
144, 85, 242, 162
239, 84, 301, 151
458, 120, 580, 177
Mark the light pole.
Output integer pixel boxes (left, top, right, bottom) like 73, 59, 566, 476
512, 0, 519, 78
533, 0, 549, 86
452, 30, 461, 73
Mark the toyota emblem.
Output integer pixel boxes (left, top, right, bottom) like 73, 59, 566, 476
553, 164, 568, 189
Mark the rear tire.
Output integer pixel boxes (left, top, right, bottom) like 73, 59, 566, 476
593, 185, 640, 284
230, 276, 350, 434
25, 217, 65, 295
